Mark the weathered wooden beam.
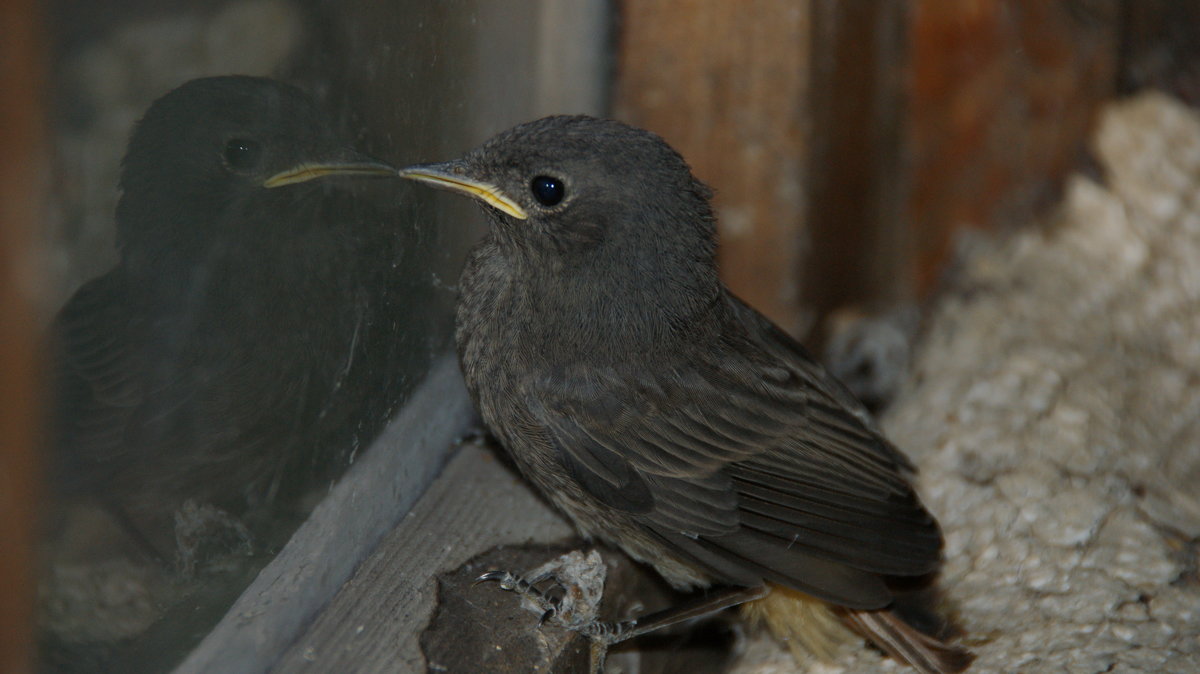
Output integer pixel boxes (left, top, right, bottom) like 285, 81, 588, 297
273, 441, 576, 672
804, 0, 911, 327
614, 0, 812, 335
0, 1, 48, 671
614, 0, 1123, 341
906, 0, 1119, 295
175, 358, 474, 674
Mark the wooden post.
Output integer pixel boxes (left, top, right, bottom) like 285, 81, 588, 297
804, 0, 911, 328
614, 0, 1121, 340
0, 1, 48, 672
906, 0, 1118, 294
614, 0, 813, 335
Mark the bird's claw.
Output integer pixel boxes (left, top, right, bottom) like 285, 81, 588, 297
477, 550, 633, 674
475, 549, 608, 632
476, 567, 564, 625
475, 569, 544, 595
473, 569, 513, 586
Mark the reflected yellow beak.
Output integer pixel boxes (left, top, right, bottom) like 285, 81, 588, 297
263, 160, 396, 188
398, 162, 528, 220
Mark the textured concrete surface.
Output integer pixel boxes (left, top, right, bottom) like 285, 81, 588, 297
733, 93, 1200, 672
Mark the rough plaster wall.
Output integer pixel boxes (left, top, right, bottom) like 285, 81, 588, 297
733, 92, 1200, 672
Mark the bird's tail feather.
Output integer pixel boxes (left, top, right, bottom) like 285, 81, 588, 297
741, 583, 972, 674
838, 605, 974, 674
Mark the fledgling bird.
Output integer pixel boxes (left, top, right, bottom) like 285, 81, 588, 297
400, 116, 972, 673
50, 76, 402, 562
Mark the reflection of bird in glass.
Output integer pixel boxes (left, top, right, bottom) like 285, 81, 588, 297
50, 76, 400, 565
401, 116, 971, 673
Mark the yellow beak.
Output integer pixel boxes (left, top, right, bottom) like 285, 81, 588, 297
398, 162, 528, 220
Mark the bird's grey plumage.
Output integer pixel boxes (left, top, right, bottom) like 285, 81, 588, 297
447, 116, 939, 606
404, 115, 969, 672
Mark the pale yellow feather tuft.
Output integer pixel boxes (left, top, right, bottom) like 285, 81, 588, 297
740, 583, 855, 663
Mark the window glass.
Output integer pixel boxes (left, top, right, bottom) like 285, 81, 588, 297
35, 0, 606, 669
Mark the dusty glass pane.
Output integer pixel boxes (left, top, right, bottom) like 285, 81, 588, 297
36, 1, 499, 671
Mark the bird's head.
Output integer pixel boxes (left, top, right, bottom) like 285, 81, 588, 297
115, 76, 394, 251
398, 116, 723, 347
400, 115, 718, 270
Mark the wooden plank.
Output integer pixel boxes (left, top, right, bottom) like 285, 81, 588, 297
272, 442, 574, 672
804, 0, 911, 329
0, 1, 48, 672
173, 357, 475, 674
906, 0, 1119, 294
614, 0, 812, 335
615, 0, 1122, 339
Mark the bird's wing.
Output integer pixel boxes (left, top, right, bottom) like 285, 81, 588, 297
527, 297, 940, 608
725, 292, 915, 470
51, 272, 145, 487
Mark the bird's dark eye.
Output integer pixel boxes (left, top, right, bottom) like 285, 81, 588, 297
223, 138, 263, 171
530, 175, 565, 206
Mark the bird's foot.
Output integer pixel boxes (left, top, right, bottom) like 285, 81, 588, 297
173, 499, 253, 577
477, 551, 769, 674
477, 549, 635, 673
476, 549, 612, 631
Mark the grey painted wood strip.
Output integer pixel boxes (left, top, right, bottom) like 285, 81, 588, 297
272, 437, 572, 672
173, 355, 475, 674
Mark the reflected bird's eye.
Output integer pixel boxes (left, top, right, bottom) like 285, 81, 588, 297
224, 138, 263, 171
530, 175, 565, 206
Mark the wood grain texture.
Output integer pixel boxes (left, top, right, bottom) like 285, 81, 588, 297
615, 1, 1122, 335
175, 357, 474, 674
614, 0, 812, 335
804, 0, 911, 331
906, 0, 1118, 294
272, 442, 574, 672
